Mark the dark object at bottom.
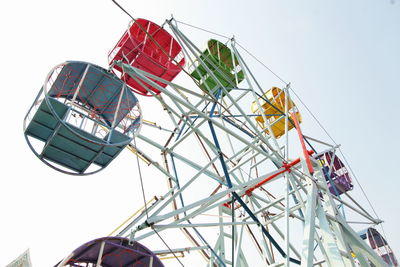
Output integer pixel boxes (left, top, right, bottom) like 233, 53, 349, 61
55, 236, 164, 267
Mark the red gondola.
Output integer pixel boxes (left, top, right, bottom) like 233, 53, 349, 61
108, 18, 185, 96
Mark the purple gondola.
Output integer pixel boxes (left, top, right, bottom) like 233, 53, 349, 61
55, 236, 164, 267
319, 152, 353, 196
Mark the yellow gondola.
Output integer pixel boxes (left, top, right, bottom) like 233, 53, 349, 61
251, 87, 301, 138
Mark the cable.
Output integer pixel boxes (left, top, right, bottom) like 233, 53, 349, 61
111, 0, 134, 20
175, 19, 231, 40
336, 148, 380, 218
132, 135, 185, 266
153, 228, 185, 267
235, 42, 288, 85
133, 136, 149, 219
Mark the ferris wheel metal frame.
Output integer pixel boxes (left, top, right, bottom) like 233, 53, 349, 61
55, 18, 390, 267
16, 7, 393, 265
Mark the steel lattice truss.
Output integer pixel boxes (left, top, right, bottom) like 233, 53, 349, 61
103, 20, 388, 267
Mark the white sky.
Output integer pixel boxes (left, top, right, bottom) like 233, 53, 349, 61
1, 0, 399, 266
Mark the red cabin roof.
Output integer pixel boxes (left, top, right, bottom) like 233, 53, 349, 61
108, 18, 185, 96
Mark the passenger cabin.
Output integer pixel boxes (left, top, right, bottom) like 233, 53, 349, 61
251, 87, 301, 138
24, 61, 141, 175
190, 39, 244, 96
54, 237, 164, 267
318, 152, 353, 196
359, 228, 398, 266
108, 18, 185, 96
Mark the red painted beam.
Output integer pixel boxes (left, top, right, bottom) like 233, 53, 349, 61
222, 149, 314, 209
245, 150, 313, 196
291, 113, 314, 175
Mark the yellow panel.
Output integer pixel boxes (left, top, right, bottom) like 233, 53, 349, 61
251, 87, 296, 115
251, 87, 301, 138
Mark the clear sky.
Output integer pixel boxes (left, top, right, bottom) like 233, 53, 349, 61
0, 0, 399, 266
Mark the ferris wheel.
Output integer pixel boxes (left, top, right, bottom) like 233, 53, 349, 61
22, 6, 398, 267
